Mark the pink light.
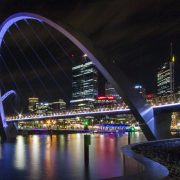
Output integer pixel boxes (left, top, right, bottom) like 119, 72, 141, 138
107, 96, 114, 100
97, 96, 106, 100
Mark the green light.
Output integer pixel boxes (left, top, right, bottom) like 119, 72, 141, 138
129, 126, 135, 132
84, 119, 89, 126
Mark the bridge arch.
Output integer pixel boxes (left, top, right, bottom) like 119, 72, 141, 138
2, 90, 16, 102
0, 12, 157, 140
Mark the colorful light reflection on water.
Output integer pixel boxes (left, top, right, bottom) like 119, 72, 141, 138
0, 132, 146, 180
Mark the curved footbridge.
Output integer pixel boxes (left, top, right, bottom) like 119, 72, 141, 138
1, 12, 180, 140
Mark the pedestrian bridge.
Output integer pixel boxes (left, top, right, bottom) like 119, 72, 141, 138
6, 102, 180, 122
0, 12, 180, 140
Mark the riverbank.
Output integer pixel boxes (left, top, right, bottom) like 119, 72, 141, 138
18, 129, 91, 135
18, 129, 127, 135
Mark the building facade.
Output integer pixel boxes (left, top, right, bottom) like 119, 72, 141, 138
70, 59, 98, 109
157, 62, 174, 95
105, 82, 120, 98
157, 45, 175, 95
28, 97, 39, 113
35, 102, 51, 115
49, 99, 66, 112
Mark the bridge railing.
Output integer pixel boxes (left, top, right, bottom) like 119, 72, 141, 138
146, 93, 180, 106
6, 105, 130, 121
6, 93, 180, 121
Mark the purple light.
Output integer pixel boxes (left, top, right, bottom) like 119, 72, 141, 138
1, 90, 16, 102
0, 15, 40, 48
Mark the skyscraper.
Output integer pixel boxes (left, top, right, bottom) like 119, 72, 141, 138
157, 43, 175, 95
70, 55, 98, 109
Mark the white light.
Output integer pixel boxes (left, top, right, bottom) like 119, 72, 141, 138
154, 102, 180, 109
83, 53, 87, 57
7, 108, 130, 121
7, 102, 180, 122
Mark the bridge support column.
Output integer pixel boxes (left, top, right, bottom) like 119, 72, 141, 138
154, 111, 172, 139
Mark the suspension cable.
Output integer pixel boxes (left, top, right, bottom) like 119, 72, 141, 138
25, 20, 71, 82
0, 53, 23, 98
15, 21, 68, 101
2, 39, 35, 96
40, 22, 74, 65
11, 24, 50, 97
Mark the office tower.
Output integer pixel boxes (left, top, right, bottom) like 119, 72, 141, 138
70, 55, 98, 109
28, 97, 39, 113
157, 43, 175, 95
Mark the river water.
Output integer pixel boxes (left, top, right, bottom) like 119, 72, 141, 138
0, 132, 146, 180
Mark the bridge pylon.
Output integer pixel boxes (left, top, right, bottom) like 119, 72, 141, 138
0, 90, 18, 140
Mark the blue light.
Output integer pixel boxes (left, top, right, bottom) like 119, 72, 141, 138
134, 85, 142, 89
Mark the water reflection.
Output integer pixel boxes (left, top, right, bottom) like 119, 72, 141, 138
90, 134, 124, 179
0, 143, 2, 160
14, 136, 26, 170
0, 132, 146, 180
29, 135, 41, 178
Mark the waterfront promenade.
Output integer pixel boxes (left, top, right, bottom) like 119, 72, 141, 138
132, 139, 180, 179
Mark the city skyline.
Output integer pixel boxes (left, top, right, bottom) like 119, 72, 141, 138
0, 0, 180, 110
0, 2, 180, 179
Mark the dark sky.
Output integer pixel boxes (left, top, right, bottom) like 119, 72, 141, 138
0, 0, 180, 112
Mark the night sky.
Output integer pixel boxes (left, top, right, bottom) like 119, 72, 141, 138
0, 0, 180, 113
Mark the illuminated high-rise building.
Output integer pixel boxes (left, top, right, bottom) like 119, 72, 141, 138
28, 97, 39, 113
157, 43, 175, 95
70, 55, 98, 109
